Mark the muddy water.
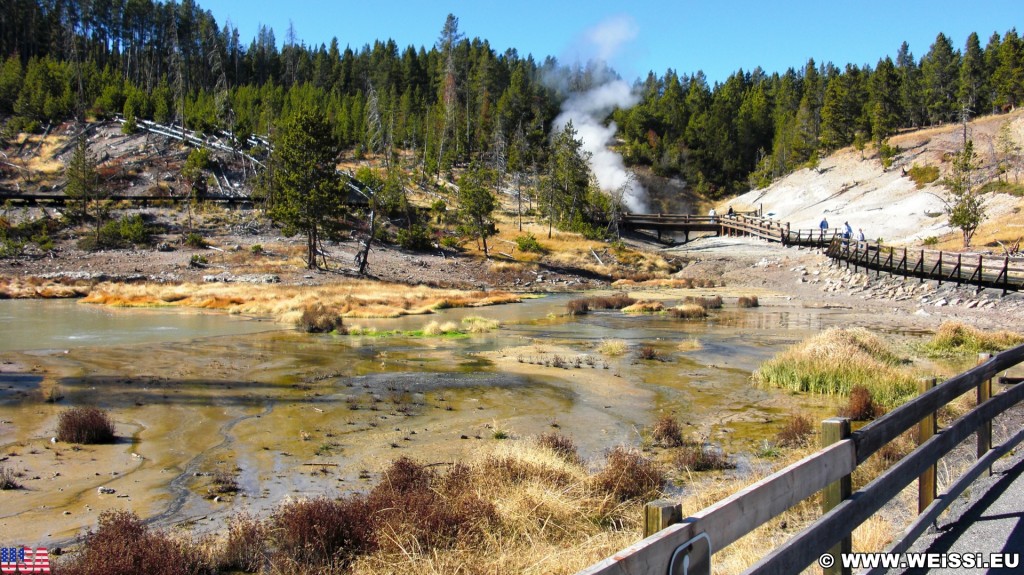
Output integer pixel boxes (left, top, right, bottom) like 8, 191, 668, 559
0, 294, 889, 546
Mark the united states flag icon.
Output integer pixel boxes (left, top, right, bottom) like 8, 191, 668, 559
0, 547, 50, 573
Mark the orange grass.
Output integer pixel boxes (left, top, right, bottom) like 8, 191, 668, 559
79, 280, 521, 325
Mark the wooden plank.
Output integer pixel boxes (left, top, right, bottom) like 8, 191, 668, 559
645, 500, 683, 537
743, 380, 1024, 575
577, 440, 856, 575
854, 343, 1024, 462
822, 419, 852, 575
918, 377, 937, 513
978, 353, 993, 476
866, 424, 1024, 575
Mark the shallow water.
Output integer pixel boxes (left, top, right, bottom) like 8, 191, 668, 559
0, 293, 913, 546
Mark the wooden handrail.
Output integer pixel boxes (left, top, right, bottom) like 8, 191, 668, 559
576, 344, 1024, 575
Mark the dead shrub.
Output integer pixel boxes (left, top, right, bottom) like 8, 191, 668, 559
776, 414, 814, 447
651, 414, 684, 447
673, 443, 735, 472
0, 466, 21, 490
594, 446, 664, 502
211, 469, 240, 494
737, 295, 759, 308
637, 345, 661, 361
298, 303, 345, 333
271, 496, 374, 570
58, 510, 211, 575
482, 453, 577, 487
839, 385, 882, 420
566, 299, 590, 315
368, 457, 498, 552
220, 513, 267, 573
588, 293, 637, 309
536, 432, 582, 464
57, 407, 116, 444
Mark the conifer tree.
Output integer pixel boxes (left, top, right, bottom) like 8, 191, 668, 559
945, 139, 985, 247
267, 107, 343, 269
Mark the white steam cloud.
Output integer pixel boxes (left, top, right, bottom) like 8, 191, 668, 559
553, 15, 649, 213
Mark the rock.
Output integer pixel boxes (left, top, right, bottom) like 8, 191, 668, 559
934, 298, 948, 307
63, 510, 71, 515
98, 487, 116, 494
914, 308, 931, 316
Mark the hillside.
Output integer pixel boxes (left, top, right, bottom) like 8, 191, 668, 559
729, 110, 1024, 249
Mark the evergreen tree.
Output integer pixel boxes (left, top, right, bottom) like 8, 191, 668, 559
959, 32, 987, 114
64, 131, 104, 239
544, 120, 592, 238
992, 29, 1023, 110
267, 107, 343, 269
456, 165, 497, 257
869, 57, 903, 142
921, 33, 961, 124
945, 139, 984, 247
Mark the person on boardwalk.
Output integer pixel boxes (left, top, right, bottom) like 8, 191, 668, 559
819, 217, 829, 239
857, 228, 866, 243
727, 205, 734, 218
708, 207, 717, 221
843, 221, 852, 239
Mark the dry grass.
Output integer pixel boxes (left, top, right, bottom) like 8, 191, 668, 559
597, 339, 628, 356
838, 385, 883, 420
0, 276, 94, 299
651, 414, 685, 447
621, 300, 664, 313
677, 338, 703, 351
683, 295, 723, 309
79, 281, 520, 327
775, 414, 815, 448
461, 315, 500, 333
754, 327, 918, 408
668, 304, 708, 319
56, 407, 116, 444
672, 443, 735, 472
737, 295, 760, 308
921, 321, 1024, 356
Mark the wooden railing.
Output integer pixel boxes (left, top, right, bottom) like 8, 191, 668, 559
576, 345, 1024, 575
826, 238, 1024, 294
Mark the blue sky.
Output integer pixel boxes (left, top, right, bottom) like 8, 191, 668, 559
200, 0, 1021, 84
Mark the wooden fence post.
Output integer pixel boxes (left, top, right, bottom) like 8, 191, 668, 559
918, 377, 937, 513
978, 353, 993, 476
644, 499, 682, 537
822, 418, 852, 575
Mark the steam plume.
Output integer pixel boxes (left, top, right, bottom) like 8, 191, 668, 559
552, 16, 648, 213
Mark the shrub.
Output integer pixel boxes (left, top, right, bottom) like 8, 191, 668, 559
56, 407, 116, 444
250, 244, 264, 255
298, 303, 344, 334
0, 466, 21, 490
211, 469, 240, 494
515, 233, 544, 253
220, 513, 267, 573
395, 224, 433, 251
594, 446, 664, 502
566, 299, 590, 315
84, 214, 152, 250
637, 345, 661, 361
58, 510, 210, 575
923, 236, 940, 246
622, 300, 664, 313
907, 164, 940, 188
673, 443, 735, 472
588, 294, 636, 309
439, 236, 462, 250
839, 385, 881, 420
368, 458, 497, 552
461, 315, 499, 333
776, 414, 814, 447
271, 496, 374, 569
183, 232, 207, 248
737, 295, 759, 308
536, 432, 581, 464
651, 414, 684, 447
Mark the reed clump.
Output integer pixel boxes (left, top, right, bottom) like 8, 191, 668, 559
921, 322, 1024, 356
838, 385, 883, 420
683, 295, 723, 309
775, 414, 815, 447
651, 414, 685, 447
297, 303, 345, 333
673, 443, 735, 472
593, 446, 664, 503
754, 327, 917, 408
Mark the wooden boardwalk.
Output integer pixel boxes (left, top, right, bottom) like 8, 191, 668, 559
621, 212, 1023, 293
576, 348, 1024, 575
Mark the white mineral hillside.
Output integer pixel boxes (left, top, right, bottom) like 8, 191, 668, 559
729, 109, 1024, 247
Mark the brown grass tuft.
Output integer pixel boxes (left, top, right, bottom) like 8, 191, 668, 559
535, 432, 582, 465
838, 385, 882, 420
673, 443, 735, 472
622, 300, 664, 313
669, 304, 708, 319
737, 295, 760, 308
297, 303, 345, 333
